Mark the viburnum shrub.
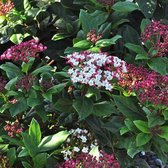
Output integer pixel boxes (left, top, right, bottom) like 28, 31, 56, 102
0, 0, 168, 168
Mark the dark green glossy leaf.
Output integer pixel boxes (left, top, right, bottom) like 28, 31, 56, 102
136, 133, 152, 147
73, 97, 94, 120
136, 0, 157, 18
148, 57, 168, 75
133, 120, 150, 133
112, 1, 140, 13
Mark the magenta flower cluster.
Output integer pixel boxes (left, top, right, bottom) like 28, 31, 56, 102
0, 0, 14, 16
66, 52, 127, 91
59, 151, 120, 168
0, 39, 47, 62
141, 21, 168, 57
119, 64, 168, 106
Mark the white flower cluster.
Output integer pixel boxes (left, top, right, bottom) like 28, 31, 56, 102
66, 52, 127, 91
61, 127, 98, 161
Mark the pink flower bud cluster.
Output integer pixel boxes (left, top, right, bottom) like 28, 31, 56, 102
0, 0, 14, 16
87, 29, 102, 44
119, 64, 168, 106
96, 0, 115, 6
16, 74, 35, 92
59, 151, 120, 168
141, 21, 168, 57
0, 39, 47, 62
66, 52, 127, 91
0, 76, 7, 92
4, 121, 23, 137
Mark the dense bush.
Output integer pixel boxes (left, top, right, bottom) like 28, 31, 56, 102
0, 0, 168, 168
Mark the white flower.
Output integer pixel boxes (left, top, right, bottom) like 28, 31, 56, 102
83, 129, 88, 134
66, 138, 70, 143
82, 147, 89, 153
105, 84, 113, 91
90, 144, 97, 149
88, 79, 94, 86
80, 135, 87, 143
68, 68, 74, 74
75, 128, 82, 134
64, 156, 69, 161
74, 146, 80, 152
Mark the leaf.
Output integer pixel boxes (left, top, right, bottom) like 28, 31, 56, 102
127, 148, 141, 158
29, 118, 41, 147
112, 1, 140, 13
24, 0, 31, 10
148, 57, 168, 75
64, 47, 83, 54
22, 133, 37, 157
125, 43, 146, 54
136, 133, 152, 147
120, 126, 129, 135
73, 40, 92, 49
0, 16, 6, 24
9, 98, 28, 117
18, 148, 29, 157
147, 112, 165, 128
140, 19, 151, 32
93, 101, 118, 116
0, 62, 23, 79
95, 35, 122, 47
43, 83, 66, 102
124, 118, 138, 132
7, 147, 16, 167
136, 0, 157, 18
79, 10, 108, 34
10, 34, 24, 44
38, 131, 69, 152
54, 98, 73, 113
21, 58, 35, 73
5, 77, 18, 90
158, 126, 168, 140
111, 19, 129, 29
133, 120, 150, 133
33, 153, 48, 168
32, 65, 53, 75
113, 95, 144, 120
99, 23, 112, 38
135, 54, 149, 60
162, 109, 168, 120
73, 97, 94, 120
103, 116, 124, 134
52, 33, 71, 41
22, 161, 32, 168
27, 89, 42, 107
